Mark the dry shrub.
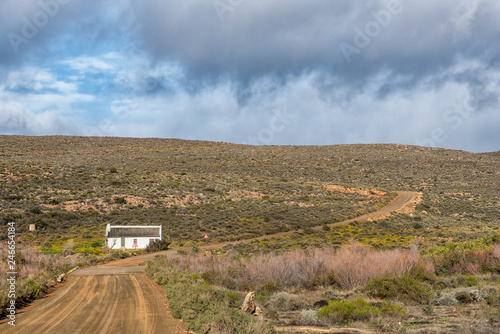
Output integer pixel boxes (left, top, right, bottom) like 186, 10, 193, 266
165, 242, 422, 290
323, 242, 420, 289
269, 292, 307, 311
16, 247, 78, 277
420, 258, 436, 276
493, 243, 500, 260
433, 249, 493, 276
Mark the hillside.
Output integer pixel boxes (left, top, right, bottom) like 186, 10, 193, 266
0, 136, 499, 253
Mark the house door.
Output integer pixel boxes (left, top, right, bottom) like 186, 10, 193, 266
121, 238, 125, 247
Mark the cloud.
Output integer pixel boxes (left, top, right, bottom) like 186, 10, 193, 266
4, 67, 78, 94
0, 100, 80, 135
0, 0, 499, 152
93, 70, 499, 151
128, 0, 500, 92
61, 56, 116, 73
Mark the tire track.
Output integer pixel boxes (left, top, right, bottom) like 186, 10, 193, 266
10, 278, 80, 330
39, 277, 97, 333
130, 275, 150, 334
30, 276, 94, 334
86, 275, 120, 333
77, 275, 116, 333
8, 276, 86, 332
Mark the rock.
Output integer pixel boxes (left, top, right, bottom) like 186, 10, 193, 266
68, 267, 79, 274
241, 292, 263, 316
57, 267, 79, 283
241, 291, 256, 313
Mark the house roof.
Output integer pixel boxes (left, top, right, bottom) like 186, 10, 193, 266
106, 226, 161, 238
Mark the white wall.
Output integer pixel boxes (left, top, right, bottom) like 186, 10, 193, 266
107, 236, 161, 250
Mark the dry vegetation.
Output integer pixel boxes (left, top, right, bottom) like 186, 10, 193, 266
148, 238, 500, 333
162, 242, 421, 291
0, 136, 394, 254
1, 135, 499, 332
0, 136, 498, 254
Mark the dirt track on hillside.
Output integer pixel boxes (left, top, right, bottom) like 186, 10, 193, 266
0, 191, 419, 333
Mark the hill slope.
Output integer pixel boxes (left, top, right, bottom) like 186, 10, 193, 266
0, 136, 499, 252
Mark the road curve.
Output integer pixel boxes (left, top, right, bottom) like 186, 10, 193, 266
0, 190, 419, 333
324, 191, 419, 227
204, 191, 421, 247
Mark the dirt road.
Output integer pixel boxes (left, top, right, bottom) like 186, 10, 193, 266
0, 190, 419, 333
0, 270, 185, 334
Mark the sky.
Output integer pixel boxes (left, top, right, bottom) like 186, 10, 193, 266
0, 0, 499, 152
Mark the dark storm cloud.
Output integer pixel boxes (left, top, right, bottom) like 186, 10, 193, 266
129, 0, 500, 96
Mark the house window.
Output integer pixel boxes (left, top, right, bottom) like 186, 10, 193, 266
149, 239, 155, 244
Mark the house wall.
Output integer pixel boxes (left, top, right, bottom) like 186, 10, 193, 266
107, 236, 161, 249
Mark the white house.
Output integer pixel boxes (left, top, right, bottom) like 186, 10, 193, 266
105, 224, 162, 250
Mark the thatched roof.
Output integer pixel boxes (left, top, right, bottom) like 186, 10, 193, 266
106, 226, 161, 238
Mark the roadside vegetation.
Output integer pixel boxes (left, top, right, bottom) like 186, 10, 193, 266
146, 256, 275, 333
148, 237, 500, 333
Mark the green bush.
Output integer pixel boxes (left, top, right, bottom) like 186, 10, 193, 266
110, 249, 132, 259
23, 278, 43, 300
317, 297, 379, 323
225, 290, 243, 307
362, 274, 432, 305
409, 262, 437, 283
379, 300, 406, 318
145, 256, 274, 333
464, 275, 479, 287
114, 196, 127, 204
